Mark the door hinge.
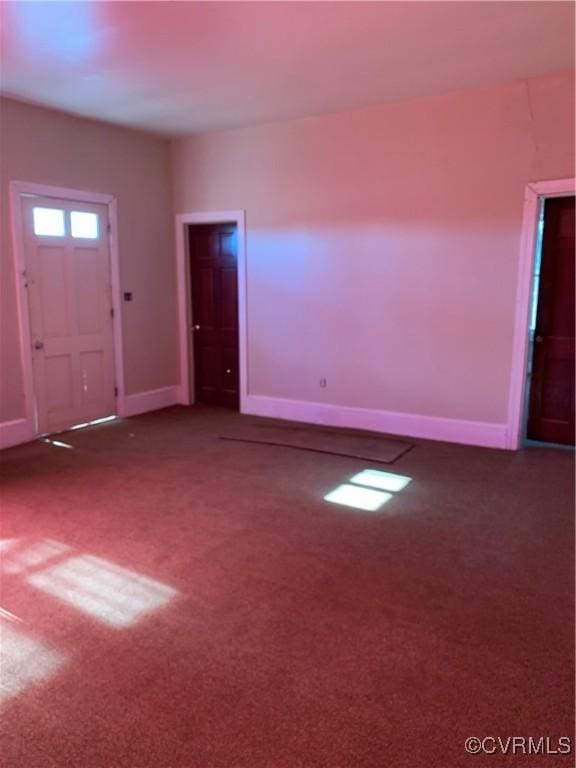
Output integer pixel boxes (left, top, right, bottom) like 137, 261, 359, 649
114, 386, 118, 397
110, 306, 114, 318
107, 223, 112, 234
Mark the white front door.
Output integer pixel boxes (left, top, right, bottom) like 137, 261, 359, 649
22, 196, 116, 434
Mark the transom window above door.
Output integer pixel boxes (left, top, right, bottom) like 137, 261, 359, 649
70, 211, 98, 239
32, 207, 65, 237
32, 207, 99, 239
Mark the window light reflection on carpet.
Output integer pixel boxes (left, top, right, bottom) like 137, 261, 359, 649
349, 469, 411, 493
41, 438, 74, 449
0, 607, 22, 623
324, 484, 392, 511
27, 555, 177, 628
2, 538, 70, 575
69, 415, 117, 431
0, 620, 65, 704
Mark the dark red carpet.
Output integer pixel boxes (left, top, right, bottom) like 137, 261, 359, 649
0, 406, 574, 767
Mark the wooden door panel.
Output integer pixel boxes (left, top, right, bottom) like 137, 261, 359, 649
199, 345, 219, 387
37, 245, 70, 339
24, 197, 116, 434
221, 346, 239, 393
189, 224, 239, 409
528, 196, 575, 444
540, 360, 573, 417
45, 355, 74, 413
219, 267, 238, 331
79, 350, 106, 407
74, 247, 104, 335
196, 267, 216, 327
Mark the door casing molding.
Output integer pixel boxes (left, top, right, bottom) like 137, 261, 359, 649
9, 180, 125, 436
174, 210, 247, 411
506, 177, 576, 449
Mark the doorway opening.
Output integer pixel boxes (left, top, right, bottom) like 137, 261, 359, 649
523, 195, 575, 446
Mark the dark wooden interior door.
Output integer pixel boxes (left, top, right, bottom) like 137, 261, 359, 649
189, 223, 239, 409
527, 196, 575, 445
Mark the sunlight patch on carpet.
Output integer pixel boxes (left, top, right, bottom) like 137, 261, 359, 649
0, 607, 22, 623
27, 555, 177, 627
349, 469, 411, 493
0, 538, 19, 553
324, 484, 392, 511
2, 539, 71, 575
0, 620, 65, 704
69, 415, 117, 431
41, 438, 74, 449
324, 467, 413, 511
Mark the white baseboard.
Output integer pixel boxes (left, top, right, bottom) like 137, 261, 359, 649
243, 395, 509, 450
120, 386, 182, 419
0, 417, 36, 450
1, 393, 509, 451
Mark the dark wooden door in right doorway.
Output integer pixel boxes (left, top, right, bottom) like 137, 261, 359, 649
527, 196, 575, 445
189, 223, 239, 409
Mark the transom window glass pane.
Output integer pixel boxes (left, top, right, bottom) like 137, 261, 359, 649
71, 211, 99, 239
33, 207, 65, 237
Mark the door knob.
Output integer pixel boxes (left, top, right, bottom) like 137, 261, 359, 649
192, 324, 201, 331
34, 340, 44, 350
535, 335, 543, 343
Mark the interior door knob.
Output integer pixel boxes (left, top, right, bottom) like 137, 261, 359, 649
535, 335, 543, 343
34, 340, 44, 350
192, 324, 201, 331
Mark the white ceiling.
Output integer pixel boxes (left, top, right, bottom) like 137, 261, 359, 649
0, 1, 574, 137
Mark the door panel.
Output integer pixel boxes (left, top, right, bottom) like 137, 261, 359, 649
37, 245, 70, 338
189, 223, 239, 409
74, 247, 103, 334
23, 196, 116, 434
45, 356, 74, 412
219, 267, 238, 330
198, 267, 216, 325
527, 196, 575, 445
79, 350, 106, 406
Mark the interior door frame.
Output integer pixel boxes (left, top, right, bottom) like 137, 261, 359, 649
9, 180, 125, 435
175, 210, 247, 410
506, 177, 576, 449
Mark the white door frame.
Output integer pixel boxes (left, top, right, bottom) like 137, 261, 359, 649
174, 210, 247, 411
506, 177, 576, 449
9, 180, 126, 435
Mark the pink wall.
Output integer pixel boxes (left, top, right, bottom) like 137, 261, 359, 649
172, 72, 574, 424
0, 97, 178, 422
